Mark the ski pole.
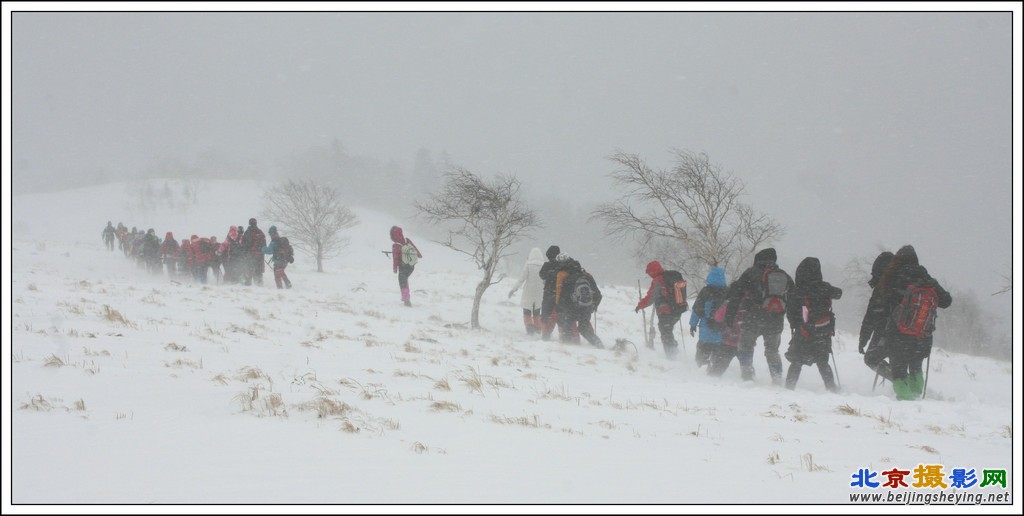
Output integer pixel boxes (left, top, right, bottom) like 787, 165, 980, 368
921, 354, 931, 400
830, 349, 841, 390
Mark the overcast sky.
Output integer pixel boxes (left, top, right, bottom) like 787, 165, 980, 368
8, 7, 1018, 321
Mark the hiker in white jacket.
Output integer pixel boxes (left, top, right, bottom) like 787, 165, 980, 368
508, 248, 545, 335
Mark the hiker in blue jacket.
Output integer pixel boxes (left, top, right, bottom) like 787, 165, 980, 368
689, 266, 728, 368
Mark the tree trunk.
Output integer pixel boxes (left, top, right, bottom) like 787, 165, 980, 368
316, 244, 324, 272
471, 279, 488, 329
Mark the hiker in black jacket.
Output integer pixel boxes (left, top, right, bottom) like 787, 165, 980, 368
859, 251, 895, 382
724, 248, 793, 384
538, 245, 561, 341
870, 245, 952, 400
783, 257, 842, 392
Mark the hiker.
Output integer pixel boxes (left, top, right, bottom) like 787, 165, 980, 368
179, 239, 192, 280
160, 232, 180, 277
262, 225, 294, 289
102, 222, 116, 251
783, 257, 843, 392
859, 251, 895, 382
217, 226, 243, 284
209, 236, 222, 284
724, 248, 793, 384
390, 226, 422, 306
706, 298, 744, 377
635, 260, 688, 359
689, 266, 729, 368
551, 254, 581, 342
508, 247, 545, 335
116, 223, 129, 255
538, 245, 562, 340
142, 229, 162, 275
557, 257, 604, 348
872, 245, 952, 400
241, 218, 267, 286
190, 235, 215, 284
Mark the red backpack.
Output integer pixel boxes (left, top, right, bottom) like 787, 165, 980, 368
892, 285, 939, 339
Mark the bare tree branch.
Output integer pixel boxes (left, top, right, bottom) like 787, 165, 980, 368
591, 149, 784, 284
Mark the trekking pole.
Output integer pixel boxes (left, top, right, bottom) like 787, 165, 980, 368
638, 280, 652, 349
921, 354, 931, 400
830, 349, 841, 390
678, 319, 687, 354
872, 370, 882, 392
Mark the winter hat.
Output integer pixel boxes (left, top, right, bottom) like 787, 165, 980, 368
546, 245, 561, 261
795, 257, 822, 286
269, 226, 278, 235
249, 218, 257, 226
754, 248, 777, 266
165, 232, 174, 240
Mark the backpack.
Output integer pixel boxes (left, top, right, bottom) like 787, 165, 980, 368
276, 237, 294, 264
662, 270, 689, 315
199, 239, 214, 255
759, 266, 790, 314
799, 292, 835, 338
698, 287, 729, 330
401, 242, 419, 266
568, 272, 598, 311
707, 299, 730, 333
892, 285, 939, 339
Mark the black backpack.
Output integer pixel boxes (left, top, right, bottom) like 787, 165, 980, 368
276, 237, 294, 264
568, 272, 600, 311
662, 270, 689, 316
798, 291, 835, 338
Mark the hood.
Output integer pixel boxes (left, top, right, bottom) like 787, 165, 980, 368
869, 251, 894, 288
228, 226, 239, 240
754, 248, 777, 266
165, 232, 174, 240
706, 267, 726, 287
191, 235, 199, 242
390, 226, 405, 244
896, 245, 919, 267
795, 257, 822, 286
181, 239, 190, 246
546, 245, 561, 262
527, 248, 544, 265
645, 260, 664, 278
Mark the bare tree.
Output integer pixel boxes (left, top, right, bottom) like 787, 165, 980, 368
992, 269, 1011, 296
261, 179, 359, 272
416, 168, 540, 329
591, 149, 784, 283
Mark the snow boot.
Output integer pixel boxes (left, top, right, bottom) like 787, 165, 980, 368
907, 372, 925, 398
893, 378, 917, 401
401, 287, 411, 307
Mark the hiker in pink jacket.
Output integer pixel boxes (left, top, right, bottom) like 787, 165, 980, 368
390, 226, 422, 307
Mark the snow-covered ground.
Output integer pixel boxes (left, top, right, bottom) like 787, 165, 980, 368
5, 179, 1019, 511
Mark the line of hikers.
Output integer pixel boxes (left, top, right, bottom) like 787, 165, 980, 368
508, 244, 951, 400
103, 219, 295, 289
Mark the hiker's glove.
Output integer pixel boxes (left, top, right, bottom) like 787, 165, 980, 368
634, 305, 641, 313
689, 327, 696, 337
858, 341, 866, 355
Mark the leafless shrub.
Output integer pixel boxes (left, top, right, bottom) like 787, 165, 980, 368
430, 401, 462, 412
165, 359, 202, 369
211, 374, 229, 385
835, 404, 861, 416
340, 420, 360, 433
164, 343, 188, 352
44, 354, 67, 367
416, 168, 540, 329
58, 301, 84, 315
916, 445, 940, 454
102, 305, 135, 328
411, 441, 429, 453
801, 453, 831, 472
228, 324, 257, 336
73, 399, 86, 411
434, 378, 451, 391
19, 394, 53, 411
767, 451, 781, 465
404, 342, 422, 354
242, 306, 261, 319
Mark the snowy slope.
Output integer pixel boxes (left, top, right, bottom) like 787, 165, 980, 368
6, 179, 1018, 509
